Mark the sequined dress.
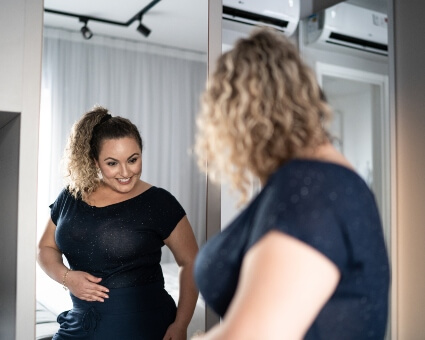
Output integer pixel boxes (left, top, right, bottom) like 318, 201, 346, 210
194, 159, 390, 339
50, 186, 186, 340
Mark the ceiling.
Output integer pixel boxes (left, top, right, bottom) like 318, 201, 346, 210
43, 0, 388, 54
43, 0, 208, 53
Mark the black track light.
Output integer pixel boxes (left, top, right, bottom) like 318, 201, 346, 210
45, 0, 161, 40
80, 19, 93, 40
137, 17, 151, 37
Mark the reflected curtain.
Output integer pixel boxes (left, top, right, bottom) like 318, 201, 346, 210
39, 27, 207, 262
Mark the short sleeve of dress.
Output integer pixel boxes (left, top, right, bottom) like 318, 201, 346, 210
247, 165, 351, 272
49, 188, 69, 226
152, 188, 186, 240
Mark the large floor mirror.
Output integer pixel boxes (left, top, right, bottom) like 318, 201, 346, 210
36, 1, 209, 338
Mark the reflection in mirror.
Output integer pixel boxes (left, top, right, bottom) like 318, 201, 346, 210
36, 1, 208, 338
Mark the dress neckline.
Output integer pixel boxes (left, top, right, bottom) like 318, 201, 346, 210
80, 186, 156, 209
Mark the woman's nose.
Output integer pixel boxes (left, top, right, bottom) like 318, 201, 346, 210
120, 164, 130, 177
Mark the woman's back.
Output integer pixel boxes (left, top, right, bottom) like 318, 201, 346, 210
195, 159, 390, 339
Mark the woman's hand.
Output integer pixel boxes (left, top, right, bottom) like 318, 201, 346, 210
66, 270, 109, 302
37, 219, 109, 302
162, 322, 187, 340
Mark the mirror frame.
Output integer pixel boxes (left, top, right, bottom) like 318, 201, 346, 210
205, 0, 222, 331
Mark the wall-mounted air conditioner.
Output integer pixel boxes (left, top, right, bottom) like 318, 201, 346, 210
222, 0, 300, 50
306, 2, 388, 56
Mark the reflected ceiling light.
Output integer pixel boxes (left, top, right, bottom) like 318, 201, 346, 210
45, 0, 161, 40
137, 17, 151, 37
80, 19, 93, 40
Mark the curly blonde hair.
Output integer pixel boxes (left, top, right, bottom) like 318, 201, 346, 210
195, 28, 332, 203
63, 105, 143, 198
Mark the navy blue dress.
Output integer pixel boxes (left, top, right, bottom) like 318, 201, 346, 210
50, 186, 186, 340
194, 160, 390, 339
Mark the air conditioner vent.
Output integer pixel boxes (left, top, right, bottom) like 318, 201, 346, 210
328, 32, 388, 55
223, 6, 289, 30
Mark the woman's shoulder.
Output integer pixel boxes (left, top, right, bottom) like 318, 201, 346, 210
53, 187, 77, 204
140, 185, 185, 213
259, 158, 378, 228
49, 187, 80, 224
270, 159, 368, 193
147, 186, 179, 201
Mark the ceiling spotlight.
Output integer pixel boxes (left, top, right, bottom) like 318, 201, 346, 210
136, 17, 151, 37
80, 18, 93, 40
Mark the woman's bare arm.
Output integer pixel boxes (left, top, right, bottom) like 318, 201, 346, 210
163, 216, 199, 339
37, 218, 69, 283
37, 218, 109, 302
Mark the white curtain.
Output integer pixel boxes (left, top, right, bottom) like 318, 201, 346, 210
39, 27, 207, 262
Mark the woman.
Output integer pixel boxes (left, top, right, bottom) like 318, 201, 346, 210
193, 29, 390, 339
38, 106, 199, 340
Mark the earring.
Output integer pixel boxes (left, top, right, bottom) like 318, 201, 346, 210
96, 167, 103, 179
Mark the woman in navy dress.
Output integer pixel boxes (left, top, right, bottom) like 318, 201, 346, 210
193, 28, 390, 339
38, 106, 199, 340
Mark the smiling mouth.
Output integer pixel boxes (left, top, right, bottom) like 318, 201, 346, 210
117, 177, 131, 184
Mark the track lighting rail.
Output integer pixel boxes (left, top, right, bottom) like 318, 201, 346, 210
44, 0, 161, 39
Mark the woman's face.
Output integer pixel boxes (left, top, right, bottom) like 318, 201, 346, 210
95, 137, 142, 194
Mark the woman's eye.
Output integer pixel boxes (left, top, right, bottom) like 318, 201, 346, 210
129, 158, 138, 164
107, 162, 117, 166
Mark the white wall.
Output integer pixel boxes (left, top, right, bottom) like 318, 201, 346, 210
341, 91, 372, 181
326, 85, 373, 185
0, 0, 43, 339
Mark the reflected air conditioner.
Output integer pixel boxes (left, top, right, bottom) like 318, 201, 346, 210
222, 0, 300, 50
306, 2, 388, 56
